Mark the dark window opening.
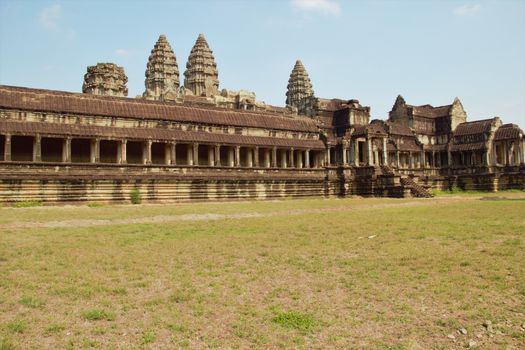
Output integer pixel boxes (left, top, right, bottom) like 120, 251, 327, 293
151, 142, 167, 165
127, 141, 143, 164
99, 140, 118, 164
71, 139, 91, 163
11, 135, 33, 162
41, 137, 63, 162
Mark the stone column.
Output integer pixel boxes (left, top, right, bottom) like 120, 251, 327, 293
326, 146, 331, 166
187, 144, 194, 166
214, 144, 221, 166
367, 139, 373, 166
420, 151, 425, 168
4, 134, 11, 161
208, 145, 214, 166
272, 147, 277, 168
382, 138, 388, 166
342, 144, 348, 165
170, 142, 177, 165
264, 149, 271, 168
281, 149, 287, 168
247, 147, 253, 167
447, 149, 452, 167
164, 143, 171, 165
63, 137, 71, 163
192, 143, 199, 166
235, 146, 240, 167
33, 134, 41, 162
227, 147, 234, 167
297, 150, 303, 168
144, 140, 152, 164
305, 149, 310, 168
91, 139, 100, 163
121, 140, 127, 164
254, 147, 259, 167
289, 148, 295, 168
396, 151, 400, 168
354, 141, 359, 166
520, 139, 525, 165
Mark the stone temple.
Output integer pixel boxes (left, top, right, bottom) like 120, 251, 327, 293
0, 34, 523, 203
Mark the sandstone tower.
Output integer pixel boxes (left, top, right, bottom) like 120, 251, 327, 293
143, 35, 180, 101
82, 63, 128, 97
184, 33, 219, 97
286, 60, 314, 108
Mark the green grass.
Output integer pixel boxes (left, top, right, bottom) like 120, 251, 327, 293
1, 195, 524, 348
81, 309, 115, 321
12, 200, 42, 208
432, 187, 524, 196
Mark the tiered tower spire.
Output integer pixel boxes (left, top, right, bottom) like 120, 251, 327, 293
82, 63, 128, 97
184, 33, 219, 97
286, 60, 314, 108
143, 35, 180, 101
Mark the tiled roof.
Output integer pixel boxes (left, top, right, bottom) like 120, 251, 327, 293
0, 85, 319, 133
454, 118, 494, 136
0, 120, 325, 150
410, 104, 451, 118
397, 138, 422, 152
495, 124, 522, 140
424, 144, 448, 152
352, 123, 387, 137
385, 121, 413, 136
450, 142, 486, 152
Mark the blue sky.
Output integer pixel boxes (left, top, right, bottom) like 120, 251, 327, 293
0, 0, 524, 125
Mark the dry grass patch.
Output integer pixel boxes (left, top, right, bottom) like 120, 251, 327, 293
0, 195, 524, 349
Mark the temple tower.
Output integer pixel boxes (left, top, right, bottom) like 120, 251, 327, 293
286, 60, 314, 108
184, 33, 219, 97
143, 35, 180, 101
82, 63, 128, 97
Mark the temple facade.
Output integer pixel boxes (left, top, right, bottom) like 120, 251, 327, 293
0, 34, 523, 203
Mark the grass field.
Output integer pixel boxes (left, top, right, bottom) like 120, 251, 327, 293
1, 194, 524, 349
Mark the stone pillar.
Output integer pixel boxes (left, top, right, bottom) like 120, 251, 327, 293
354, 141, 359, 166
447, 150, 452, 167
272, 147, 277, 168
420, 151, 425, 168
91, 139, 100, 163
227, 147, 234, 167
192, 143, 199, 166
254, 147, 259, 167
63, 137, 71, 163
342, 145, 348, 165
208, 145, 214, 166
164, 143, 171, 165
289, 148, 295, 168
247, 147, 253, 167
121, 140, 127, 164
326, 147, 331, 166
297, 150, 303, 168
187, 144, 194, 166
305, 149, 310, 168
396, 151, 400, 168
281, 149, 287, 168
264, 149, 271, 168
33, 134, 41, 162
4, 134, 11, 161
214, 144, 221, 166
144, 140, 152, 164
367, 138, 373, 166
235, 146, 240, 167
520, 140, 525, 165
170, 142, 177, 165
382, 138, 388, 166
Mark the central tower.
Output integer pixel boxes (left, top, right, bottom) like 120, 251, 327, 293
184, 33, 219, 97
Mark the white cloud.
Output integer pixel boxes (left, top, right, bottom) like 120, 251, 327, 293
39, 3, 61, 29
453, 4, 482, 16
291, 0, 341, 16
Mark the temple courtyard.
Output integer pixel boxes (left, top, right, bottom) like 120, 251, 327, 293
1, 194, 524, 349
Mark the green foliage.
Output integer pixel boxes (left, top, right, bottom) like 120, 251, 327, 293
130, 188, 141, 205
81, 309, 115, 321
141, 330, 156, 345
87, 202, 104, 208
0, 337, 15, 350
13, 200, 42, 208
6, 319, 26, 333
44, 324, 65, 335
20, 296, 43, 308
271, 310, 315, 332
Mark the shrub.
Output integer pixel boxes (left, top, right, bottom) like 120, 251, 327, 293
6, 319, 26, 334
130, 188, 141, 205
20, 296, 43, 308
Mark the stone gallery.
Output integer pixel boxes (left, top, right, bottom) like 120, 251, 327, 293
0, 34, 523, 203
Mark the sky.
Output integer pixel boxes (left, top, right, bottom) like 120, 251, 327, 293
0, 0, 524, 126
